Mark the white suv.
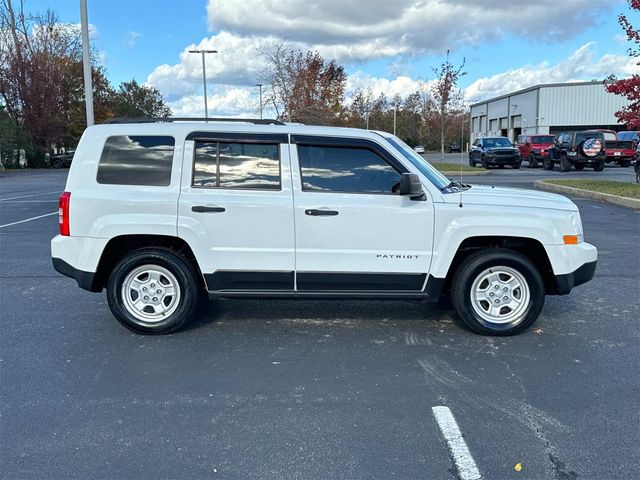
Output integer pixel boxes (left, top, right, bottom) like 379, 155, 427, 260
51, 119, 597, 335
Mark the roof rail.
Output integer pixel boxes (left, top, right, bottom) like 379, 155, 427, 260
102, 117, 285, 126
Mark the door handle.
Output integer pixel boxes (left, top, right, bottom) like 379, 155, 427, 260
305, 209, 338, 216
192, 205, 225, 213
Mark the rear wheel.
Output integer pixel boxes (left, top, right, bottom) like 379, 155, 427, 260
52, 159, 63, 169
593, 160, 605, 172
450, 250, 545, 336
528, 153, 538, 168
619, 160, 631, 168
560, 155, 572, 172
106, 248, 200, 334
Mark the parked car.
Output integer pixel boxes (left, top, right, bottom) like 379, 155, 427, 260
588, 130, 635, 167
546, 131, 606, 172
413, 145, 425, 154
51, 118, 597, 336
448, 141, 461, 153
515, 134, 555, 168
50, 151, 75, 169
469, 136, 521, 168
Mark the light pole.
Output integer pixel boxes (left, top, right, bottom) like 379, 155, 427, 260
79, 0, 94, 126
188, 49, 217, 120
393, 107, 397, 136
256, 83, 263, 119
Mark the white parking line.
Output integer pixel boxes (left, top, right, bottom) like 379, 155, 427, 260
0, 211, 57, 229
0, 190, 61, 202
432, 406, 482, 480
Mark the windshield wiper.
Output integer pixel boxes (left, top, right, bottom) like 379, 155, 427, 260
441, 180, 471, 192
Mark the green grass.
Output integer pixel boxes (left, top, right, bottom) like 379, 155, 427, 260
544, 179, 640, 199
429, 162, 484, 172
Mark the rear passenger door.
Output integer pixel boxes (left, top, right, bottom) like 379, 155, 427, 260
178, 132, 295, 292
289, 136, 433, 293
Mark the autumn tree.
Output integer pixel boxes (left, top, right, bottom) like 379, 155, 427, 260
259, 42, 347, 125
430, 51, 466, 160
111, 80, 172, 119
606, 0, 640, 129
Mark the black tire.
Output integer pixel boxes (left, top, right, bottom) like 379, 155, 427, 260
450, 249, 545, 336
498, 164, 505, 169
619, 160, 631, 168
468, 156, 475, 167
560, 155, 572, 172
574, 163, 585, 171
528, 153, 538, 168
106, 248, 200, 334
512, 162, 522, 169
543, 156, 554, 170
636, 163, 640, 183
593, 160, 605, 172
52, 159, 63, 169
481, 155, 488, 169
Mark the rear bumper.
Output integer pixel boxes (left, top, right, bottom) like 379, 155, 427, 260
554, 260, 597, 295
52, 257, 101, 292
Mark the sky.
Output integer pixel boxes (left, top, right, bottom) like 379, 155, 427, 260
28, 0, 639, 118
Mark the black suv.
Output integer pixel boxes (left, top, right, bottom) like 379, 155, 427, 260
469, 137, 521, 168
546, 131, 606, 172
448, 141, 461, 153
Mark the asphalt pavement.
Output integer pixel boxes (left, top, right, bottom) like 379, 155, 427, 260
1, 166, 638, 480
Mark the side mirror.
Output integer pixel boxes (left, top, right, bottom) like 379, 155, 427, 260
399, 173, 426, 201
525, 142, 531, 147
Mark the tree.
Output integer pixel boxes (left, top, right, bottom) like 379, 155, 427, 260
259, 41, 347, 125
430, 51, 466, 160
111, 80, 172, 119
606, 0, 640, 129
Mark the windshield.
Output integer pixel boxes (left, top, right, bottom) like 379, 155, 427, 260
532, 136, 555, 144
383, 135, 450, 189
483, 138, 512, 148
618, 131, 639, 141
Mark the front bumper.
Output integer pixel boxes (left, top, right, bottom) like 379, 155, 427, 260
486, 155, 520, 164
554, 260, 597, 295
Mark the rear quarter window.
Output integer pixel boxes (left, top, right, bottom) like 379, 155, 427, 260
97, 135, 175, 186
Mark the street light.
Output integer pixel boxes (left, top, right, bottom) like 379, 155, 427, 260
188, 49, 218, 120
80, 0, 94, 126
256, 83, 263, 119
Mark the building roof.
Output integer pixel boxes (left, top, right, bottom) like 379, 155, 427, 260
469, 80, 608, 108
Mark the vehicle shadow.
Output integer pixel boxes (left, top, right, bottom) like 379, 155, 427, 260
183, 295, 457, 332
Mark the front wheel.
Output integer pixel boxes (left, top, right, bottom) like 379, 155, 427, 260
481, 155, 488, 169
560, 155, 572, 172
106, 248, 200, 334
528, 154, 538, 168
450, 250, 545, 335
52, 159, 63, 169
543, 156, 554, 170
512, 161, 521, 169
468, 156, 475, 167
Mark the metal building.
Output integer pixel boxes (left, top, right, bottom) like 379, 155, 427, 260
469, 81, 628, 142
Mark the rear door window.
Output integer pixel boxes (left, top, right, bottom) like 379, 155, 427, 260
193, 141, 281, 190
97, 135, 175, 186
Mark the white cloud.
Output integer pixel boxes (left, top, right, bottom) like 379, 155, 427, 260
124, 31, 142, 48
463, 43, 639, 103
167, 85, 265, 118
206, 0, 619, 62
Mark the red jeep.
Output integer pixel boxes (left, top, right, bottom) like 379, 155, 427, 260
591, 130, 635, 167
516, 134, 556, 168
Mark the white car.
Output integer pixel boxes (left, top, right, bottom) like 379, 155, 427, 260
51, 119, 597, 335
414, 145, 425, 154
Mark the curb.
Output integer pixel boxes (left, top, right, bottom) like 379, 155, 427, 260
535, 180, 640, 210
440, 170, 490, 176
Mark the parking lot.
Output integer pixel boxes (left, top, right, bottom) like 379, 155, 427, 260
1, 167, 638, 479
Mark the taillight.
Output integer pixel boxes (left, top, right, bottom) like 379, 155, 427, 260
59, 191, 70, 236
